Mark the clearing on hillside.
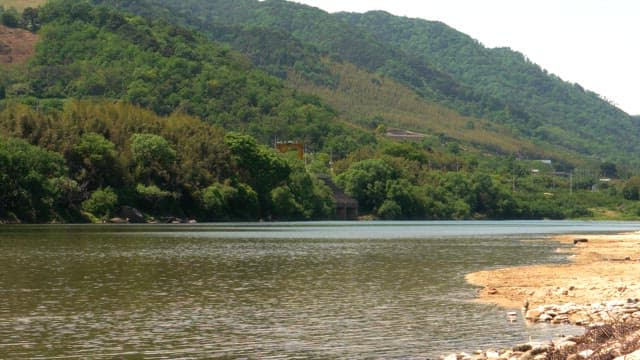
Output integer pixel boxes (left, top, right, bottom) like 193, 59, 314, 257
0, 24, 37, 65
0, 0, 46, 11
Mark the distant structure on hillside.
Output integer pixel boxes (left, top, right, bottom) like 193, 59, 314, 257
275, 141, 304, 160
385, 128, 427, 140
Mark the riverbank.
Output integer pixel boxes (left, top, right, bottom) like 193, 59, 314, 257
466, 231, 640, 309
448, 231, 640, 359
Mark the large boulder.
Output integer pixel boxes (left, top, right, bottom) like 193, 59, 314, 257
120, 206, 145, 223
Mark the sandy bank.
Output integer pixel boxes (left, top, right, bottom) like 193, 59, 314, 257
466, 231, 640, 309
441, 231, 640, 360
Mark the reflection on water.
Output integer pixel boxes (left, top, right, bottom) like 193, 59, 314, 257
1, 221, 638, 358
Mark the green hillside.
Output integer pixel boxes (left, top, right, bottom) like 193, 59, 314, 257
0, 0, 353, 222
94, 0, 640, 167
2, 0, 376, 151
337, 11, 639, 163
91, 0, 507, 122
3, 0, 640, 223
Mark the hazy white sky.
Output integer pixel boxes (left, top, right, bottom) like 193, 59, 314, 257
291, 0, 640, 115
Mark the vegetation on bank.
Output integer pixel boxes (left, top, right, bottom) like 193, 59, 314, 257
0, 101, 335, 222
2, 1, 640, 223
2, 100, 639, 224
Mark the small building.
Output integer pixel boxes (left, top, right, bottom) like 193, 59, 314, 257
275, 141, 304, 160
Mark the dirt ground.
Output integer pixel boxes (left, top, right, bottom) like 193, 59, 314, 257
0, 24, 38, 65
466, 231, 640, 309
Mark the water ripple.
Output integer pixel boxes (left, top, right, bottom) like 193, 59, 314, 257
3, 221, 631, 358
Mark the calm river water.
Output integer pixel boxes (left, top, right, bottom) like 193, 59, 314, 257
1, 221, 639, 359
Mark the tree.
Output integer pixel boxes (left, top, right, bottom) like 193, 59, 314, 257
130, 133, 176, 187
224, 132, 290, 216
0, 137, 68, 222
335, 158, 399, 212
377, 199, 401, 219
81, 187, 118, 220
0, 8, 20, 28
270, 185, 304, 220
70, 132, 118, 191
623, 176, 640, 201
22, 7, 40, 31
600, 161, 617, 179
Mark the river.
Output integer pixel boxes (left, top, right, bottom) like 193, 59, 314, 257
1, 221, 639, 359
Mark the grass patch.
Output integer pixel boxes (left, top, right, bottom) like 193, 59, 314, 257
0, 0, 47, 11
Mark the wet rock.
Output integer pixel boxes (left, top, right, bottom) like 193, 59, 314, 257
615, 349, 640, 360
539, 313, 554, 322
120, 206, 144, 223
529, 345, 549, 356
556, 340, 577, 353
566, 354, 585, 360
525, 308, 543, 320
512, 344, 532, 352
578, 350, 594, 358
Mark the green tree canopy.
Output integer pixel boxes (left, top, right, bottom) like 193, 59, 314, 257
130, 133, 176, 187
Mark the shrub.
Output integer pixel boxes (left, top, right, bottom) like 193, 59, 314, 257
81, 187, 118, 220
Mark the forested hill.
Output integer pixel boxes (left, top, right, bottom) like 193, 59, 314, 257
337, 11, 638, 163
5, 0, 640, 224
92, 0, 640, 166
1, 0, 371, 150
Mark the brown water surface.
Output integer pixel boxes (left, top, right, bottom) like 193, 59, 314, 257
1, 221, 637, 358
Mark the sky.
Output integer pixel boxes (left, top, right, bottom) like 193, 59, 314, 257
290, 0, 640, 115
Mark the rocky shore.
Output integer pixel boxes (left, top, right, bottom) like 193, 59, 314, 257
440, 321, 640, 359
443, 231, 640, 360
440, 303, 640, 360
525, 299, 640, 326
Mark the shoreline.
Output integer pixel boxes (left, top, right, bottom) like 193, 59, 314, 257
443, 231, 640, 360
466, 231, 640, 309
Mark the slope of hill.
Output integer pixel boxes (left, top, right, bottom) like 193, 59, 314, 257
2, 0, 371, 152
287, 59, 575, 163
337, 11, 639, 163
93, 0, 640, 167
87, 0, 573, 165
3, 0, 640, 223
0, 24, 37, 65
0, 0, 46, 11
92, 0, 504, 120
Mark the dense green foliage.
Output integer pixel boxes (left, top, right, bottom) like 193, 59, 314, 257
337, 12, 640, 163
3, 0, 369, 153
97, 0, 640, 166
0, 136, 69, 222
2, 0, 640, 223
0, 101, 335, 222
